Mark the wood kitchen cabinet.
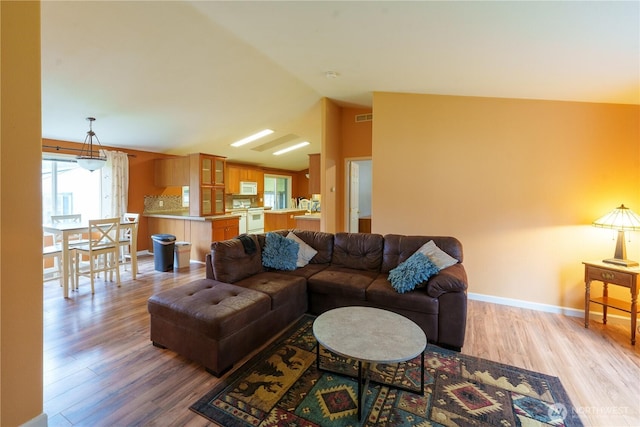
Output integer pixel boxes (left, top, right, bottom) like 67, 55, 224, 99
308, 153, 321, 194
226, 164, 242, 194
226, 163, 265, 194
212, 217, 239, 242
189, 153, 226, 216
154, 156, 189, 187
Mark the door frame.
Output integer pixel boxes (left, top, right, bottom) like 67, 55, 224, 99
344, 157, 372, 233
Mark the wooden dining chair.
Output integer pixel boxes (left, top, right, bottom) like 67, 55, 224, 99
51, 214, 89, 247
118, 213, 140, 274
74, 217, 121, 294
43, 243, 63, 285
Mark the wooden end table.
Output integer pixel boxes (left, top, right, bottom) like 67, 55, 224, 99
583, 261, 639, 345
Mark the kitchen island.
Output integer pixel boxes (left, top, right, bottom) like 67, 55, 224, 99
145, 211, 240, 262
264, 209, 308, 232
294, 213, 320, 232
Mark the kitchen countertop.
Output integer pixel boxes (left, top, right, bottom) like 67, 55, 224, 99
144, 211, 241, 221
266, 208, 310, 214
294, 213, 321, 220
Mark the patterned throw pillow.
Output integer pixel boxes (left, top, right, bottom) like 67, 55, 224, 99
388, 252, 440, 294
262, 232, 299, 271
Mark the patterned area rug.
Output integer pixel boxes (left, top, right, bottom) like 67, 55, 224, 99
191, 315, 583, 427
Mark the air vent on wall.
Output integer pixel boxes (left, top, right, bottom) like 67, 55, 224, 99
355, 113, 373, 123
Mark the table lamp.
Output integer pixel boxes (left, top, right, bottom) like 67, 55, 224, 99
592, 204, 640, 267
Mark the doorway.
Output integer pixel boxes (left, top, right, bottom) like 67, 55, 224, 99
345, 159, 372, 233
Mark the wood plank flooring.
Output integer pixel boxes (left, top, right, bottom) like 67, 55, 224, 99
44, 255, 640, 426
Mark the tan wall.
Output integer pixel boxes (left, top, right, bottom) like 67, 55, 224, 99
1, 2, 44, 425
372, 92, 640, 309
321, 98, 342, 233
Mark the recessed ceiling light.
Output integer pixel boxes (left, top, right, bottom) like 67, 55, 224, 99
325, 71, 338, 79
273, 141, 310, 156
230, 129, 274, 147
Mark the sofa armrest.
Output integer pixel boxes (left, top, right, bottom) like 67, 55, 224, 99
426, 264, 468, 298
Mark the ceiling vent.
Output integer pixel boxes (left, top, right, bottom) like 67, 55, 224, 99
355, 113, 373, 123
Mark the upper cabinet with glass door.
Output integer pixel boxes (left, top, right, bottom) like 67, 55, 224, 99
200, 155, 225, 187
189, 153, 226, 216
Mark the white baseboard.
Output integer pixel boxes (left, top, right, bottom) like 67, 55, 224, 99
20, 412, 47, 427
468, 292, 631, 326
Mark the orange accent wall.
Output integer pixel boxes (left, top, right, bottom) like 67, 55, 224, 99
372, 92, 640, 309
341, 107, 373, 158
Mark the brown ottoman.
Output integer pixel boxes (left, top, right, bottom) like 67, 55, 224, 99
147, 278, 271, 376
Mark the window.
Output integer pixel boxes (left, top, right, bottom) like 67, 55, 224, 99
263, 174, 292, 210
42, 155, 101, 222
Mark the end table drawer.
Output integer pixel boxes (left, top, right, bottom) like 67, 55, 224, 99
586, 266, 633, 287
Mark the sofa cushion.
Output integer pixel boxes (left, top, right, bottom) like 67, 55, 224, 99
307, 266, 378, 299
147, 279, 270, 340
382, 235, 463, 273
366, 276, 440, 315
210, 236, 263, 283
388, 252, 440, 294
262, 232, 298, 271
331, 232, 384, 272
234, 272, 307, 310
287, 231, 318, 267
275, 262, 329, 279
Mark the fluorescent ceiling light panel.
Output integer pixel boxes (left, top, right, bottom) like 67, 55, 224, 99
273, 141, 310, 155
230, 129, 274, 147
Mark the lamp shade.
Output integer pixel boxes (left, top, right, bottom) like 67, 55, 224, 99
592, 204, 640, 267
76, 156, 107, 172
592, 204, 640, 231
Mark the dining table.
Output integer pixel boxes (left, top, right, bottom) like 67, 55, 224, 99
43, 220, 138, 298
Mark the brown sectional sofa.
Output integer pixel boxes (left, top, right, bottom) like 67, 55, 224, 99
148, 230, 468, 376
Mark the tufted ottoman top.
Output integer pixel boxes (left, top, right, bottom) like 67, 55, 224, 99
147, 279, 270, 340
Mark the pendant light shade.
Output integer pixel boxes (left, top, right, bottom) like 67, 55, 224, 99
77, 117, 107, 171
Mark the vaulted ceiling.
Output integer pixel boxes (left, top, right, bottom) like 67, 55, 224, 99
41, 1, 639, 170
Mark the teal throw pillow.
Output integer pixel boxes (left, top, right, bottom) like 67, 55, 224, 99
388, 252, 440, 294
262, 232, 299, 271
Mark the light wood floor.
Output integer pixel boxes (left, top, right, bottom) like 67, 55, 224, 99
44, 255, 640, 427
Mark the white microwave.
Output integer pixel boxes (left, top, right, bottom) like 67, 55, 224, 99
239, 181, 258, 195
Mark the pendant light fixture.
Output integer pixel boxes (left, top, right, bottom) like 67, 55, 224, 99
77, 117, 107, 171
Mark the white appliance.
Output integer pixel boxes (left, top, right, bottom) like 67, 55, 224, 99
229, 199, 251, 234
239, 181, 258, 195
247, 208, 264, 234
237, 211, 248, 234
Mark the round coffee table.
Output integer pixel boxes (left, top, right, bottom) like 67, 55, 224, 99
313, 306, 426, 420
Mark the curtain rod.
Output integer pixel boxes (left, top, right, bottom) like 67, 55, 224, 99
42, 144, 137, 158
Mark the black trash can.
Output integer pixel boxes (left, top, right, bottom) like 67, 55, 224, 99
151, 234, 176, 272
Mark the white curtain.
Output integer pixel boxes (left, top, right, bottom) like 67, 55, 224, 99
101, 151, 129, 218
